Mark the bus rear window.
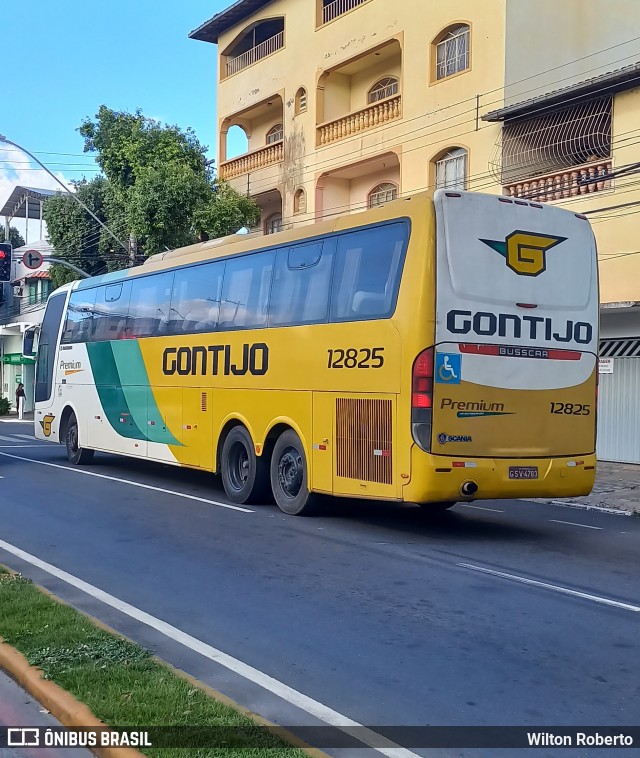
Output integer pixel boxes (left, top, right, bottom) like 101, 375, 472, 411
330, 221, 408, 321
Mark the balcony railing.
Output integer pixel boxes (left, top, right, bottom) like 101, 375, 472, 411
504, 160, 613, 202
318, 95, 401, 146
322, 0, 369, 24
225, 32, 284, 77
219, 141, 284, 180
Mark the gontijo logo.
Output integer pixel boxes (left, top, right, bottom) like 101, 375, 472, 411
480, 231, 566, 277
40, 414, 55, 437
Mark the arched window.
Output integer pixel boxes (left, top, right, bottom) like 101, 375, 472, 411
434, 25, 470, 80
294, 188, 307, 214
368, 182, 398, 208
266, 124, 284, 144
265, 213, 283, 234
368, 77, 399, 104
434, 147, 467, 190
295, 87, 308, 114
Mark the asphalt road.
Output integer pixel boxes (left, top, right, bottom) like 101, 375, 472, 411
0, 418, 638, 758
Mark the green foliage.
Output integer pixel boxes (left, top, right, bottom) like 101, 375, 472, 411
0, 226, 25, 249
0, 396, 11, 415
194, 181, 261, 240
43, 177, 128, 288
44, 106, 260, 275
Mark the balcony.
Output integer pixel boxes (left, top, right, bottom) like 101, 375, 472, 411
318, 95, 401, 146
504, 159, 613, 202
225, 31, 284, 78
219, 141, 284, 180
322, 0, 370, 24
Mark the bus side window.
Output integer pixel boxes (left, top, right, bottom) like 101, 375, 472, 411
269, 241, 332, 326
61, 289, 96, 343
330, 222, 408, 322
219, 252, 274, 330
128, 273, 175, 338
170, 260, 224, 334
93, 282, 132, 341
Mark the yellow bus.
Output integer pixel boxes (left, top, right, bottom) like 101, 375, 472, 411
33, 189, 599, 515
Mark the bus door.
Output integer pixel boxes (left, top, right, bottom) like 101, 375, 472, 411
181, 387, 214, 469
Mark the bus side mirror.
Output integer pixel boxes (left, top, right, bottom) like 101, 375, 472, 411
23, 327, 38, 358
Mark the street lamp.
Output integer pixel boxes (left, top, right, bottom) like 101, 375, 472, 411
0, 134, 129, 253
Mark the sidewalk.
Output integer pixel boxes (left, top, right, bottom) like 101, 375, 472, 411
531, 460, 640, 514
0, 669, 93, 758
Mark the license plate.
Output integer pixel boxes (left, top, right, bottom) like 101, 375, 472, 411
508, 466, 539, 480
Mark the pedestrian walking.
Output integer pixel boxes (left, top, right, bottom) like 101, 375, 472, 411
15, 382, 25, 420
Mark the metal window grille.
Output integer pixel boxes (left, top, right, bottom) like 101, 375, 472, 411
323, 0, 368, 24
297, 89, 307, 113
265, 214, 283, 234
436, 26, 470, 80
266, 124, 284, 144
368, 183, 398, 208
435, 148, 467, 190
491, 97, 612, 185
368, 78, 399, 104
599, 339, 640, 358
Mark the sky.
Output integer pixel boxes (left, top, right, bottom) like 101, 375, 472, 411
1, 0, 232, 242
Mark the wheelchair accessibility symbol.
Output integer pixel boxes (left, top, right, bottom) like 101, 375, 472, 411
435, 353, 461, 384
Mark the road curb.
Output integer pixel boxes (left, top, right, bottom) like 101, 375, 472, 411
0, 641, 144, 758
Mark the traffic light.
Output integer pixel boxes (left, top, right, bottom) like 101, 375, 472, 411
0, 243, 11, 282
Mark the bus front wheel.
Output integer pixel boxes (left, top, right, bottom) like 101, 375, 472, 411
64, 412, 94, 465
270, 430, 318, 516
220, 426, 270, 504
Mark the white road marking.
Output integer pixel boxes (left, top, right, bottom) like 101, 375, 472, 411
0, 539, 422, 758
14, 434, 36, 440
550, 519, 603, 530
0, 452, 253, 514
458, 504, 505, 513
0, 445, 53, 449
0, 435, 18, 442
0, 419, 33, 424
458, 562, 640, 613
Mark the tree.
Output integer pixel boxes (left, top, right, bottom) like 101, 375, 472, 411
0, 226, 25, 249
43, 178, 128, 288
44, 106, 260, 279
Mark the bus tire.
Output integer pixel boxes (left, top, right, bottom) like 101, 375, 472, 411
220, 426, 270, 504
270, 430, 318, 516
64, 412, 94, 465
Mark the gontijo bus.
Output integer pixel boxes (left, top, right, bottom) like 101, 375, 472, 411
33, 189, 599, 515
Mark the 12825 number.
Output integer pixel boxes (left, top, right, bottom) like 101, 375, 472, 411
327, 347, 385, 369
550, 402, 591, 415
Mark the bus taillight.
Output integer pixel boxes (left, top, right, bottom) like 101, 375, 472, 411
412, 348, 434, 451
412, 348, 433, 408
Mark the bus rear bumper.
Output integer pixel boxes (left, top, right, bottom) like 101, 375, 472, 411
404, 447, 597, 503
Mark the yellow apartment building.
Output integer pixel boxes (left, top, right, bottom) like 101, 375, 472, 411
190, 0, 640, 463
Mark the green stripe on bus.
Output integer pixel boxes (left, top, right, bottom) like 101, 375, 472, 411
111, 341, 181, 446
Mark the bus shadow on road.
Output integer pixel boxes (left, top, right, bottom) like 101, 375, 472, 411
69, 453, 545, 544
308, 496, 547, 544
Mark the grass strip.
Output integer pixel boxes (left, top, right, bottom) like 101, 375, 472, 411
0, 566, 304, 757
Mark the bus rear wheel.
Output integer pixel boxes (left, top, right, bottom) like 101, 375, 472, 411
270, 430, 318, 516
220, 426, 270, 505
64, 412, 94, 465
